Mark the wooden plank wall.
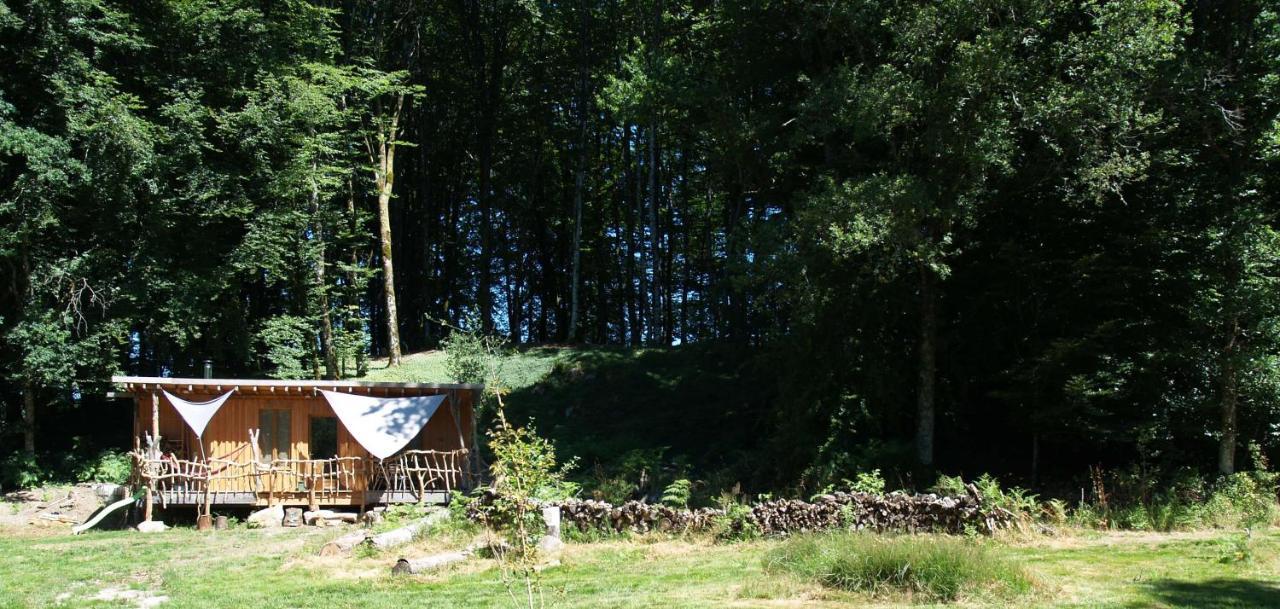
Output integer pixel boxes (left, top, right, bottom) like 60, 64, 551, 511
131, 387, 477, 497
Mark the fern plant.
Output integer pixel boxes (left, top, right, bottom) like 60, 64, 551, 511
661, 479, 692, 509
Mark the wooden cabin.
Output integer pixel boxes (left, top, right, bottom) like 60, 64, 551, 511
113, 376, 481, 512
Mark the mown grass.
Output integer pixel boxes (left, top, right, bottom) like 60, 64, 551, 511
360, 346, 566, 390
1, 526, 1277, 608
765, 532, 1033, 603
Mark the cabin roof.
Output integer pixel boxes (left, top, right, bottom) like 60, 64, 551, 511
110, 375, 483, 398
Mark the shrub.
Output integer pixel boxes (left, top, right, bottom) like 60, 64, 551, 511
74, 450, 131, 485
480, 414, 576, 608
1199, 471, 1279, 530
850, 469, 886, 495
0, 452, 45, 490
766, 532, 1033, 602
713, 494, 760, 542
1076, 463, 1279, 531
442, 325, 503, 386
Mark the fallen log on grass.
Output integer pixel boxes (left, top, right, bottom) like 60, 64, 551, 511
391, 550, 471, 575
318, 530, 368, 556
366, 513, 441, 550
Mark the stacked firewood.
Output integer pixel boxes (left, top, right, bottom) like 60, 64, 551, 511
555, 499, 721, 533
750, 489, 1016, 536
467, 486, 1016, 536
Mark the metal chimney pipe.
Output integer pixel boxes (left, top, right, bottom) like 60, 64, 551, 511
203, 359, 213, 379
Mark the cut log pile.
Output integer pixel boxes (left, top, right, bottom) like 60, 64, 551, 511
750, 490, 1015, 536
553, 499, 721, 533
469, 486, 1015, 536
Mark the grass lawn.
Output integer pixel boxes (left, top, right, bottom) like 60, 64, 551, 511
359, 347, 568, 389
1, 526, 1277, 608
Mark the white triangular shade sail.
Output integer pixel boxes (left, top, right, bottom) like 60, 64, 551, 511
319, 390, 446, 459
163, 389, 235, 439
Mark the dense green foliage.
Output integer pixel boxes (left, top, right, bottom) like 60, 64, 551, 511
2, 0, 1279, 494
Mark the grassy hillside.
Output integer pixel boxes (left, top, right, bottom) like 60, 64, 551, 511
360, 346, 565, 390
360, 343, 779, 501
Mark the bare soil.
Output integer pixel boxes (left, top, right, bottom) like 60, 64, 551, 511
0, 483, 117, 532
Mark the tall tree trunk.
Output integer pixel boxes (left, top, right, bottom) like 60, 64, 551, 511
635, 125, 649, 344
371, 94, 405, 366
916, 265, 938, 468
21, 380, 35, 454
568, 27, 589, 342
310, 158, 339, 380
622, 125, 642, 346
344, 175, 364, 375
648, 119, 661, 345
1219, 320, 1240, 475
478, 142, 494, 334
569, 166, 584, 341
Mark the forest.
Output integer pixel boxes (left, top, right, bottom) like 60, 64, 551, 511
1, 0, 1279, 495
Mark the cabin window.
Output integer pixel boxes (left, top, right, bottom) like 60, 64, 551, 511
310, 416, 338, 460
258, 409, 291, 459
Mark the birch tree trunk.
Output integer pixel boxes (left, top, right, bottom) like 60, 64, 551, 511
370, 93, 405, 367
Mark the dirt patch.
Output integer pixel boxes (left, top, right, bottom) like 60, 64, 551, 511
0, 484, 120, 532
90, 587, 169, 608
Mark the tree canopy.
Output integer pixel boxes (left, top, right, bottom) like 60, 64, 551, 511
1, 0, 1278, 489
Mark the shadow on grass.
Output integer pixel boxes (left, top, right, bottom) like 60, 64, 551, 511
501, 342, 780, 491
1140, 578, 1280, 608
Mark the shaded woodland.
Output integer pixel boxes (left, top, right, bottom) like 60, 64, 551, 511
2, 0, 1278, 489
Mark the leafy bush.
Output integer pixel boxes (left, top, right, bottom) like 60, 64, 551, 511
1215, 533, 1259, 564
766, 532, 1033, 602
483, 417, 575, 551
74, 450, 131, 484
712, 494, 759, 542
1200, 471, 1279, 530
1075, 462, 1278, 531
442, 324, 504, 386
850, 469, 886, 495
0, 452, 46, 490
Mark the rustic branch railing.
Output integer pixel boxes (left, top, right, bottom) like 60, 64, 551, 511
131, 446, 471, 506
369, 449, 470, 498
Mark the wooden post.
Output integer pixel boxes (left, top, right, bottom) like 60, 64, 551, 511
308, 461, 318, 512
144, 391, 159, 522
